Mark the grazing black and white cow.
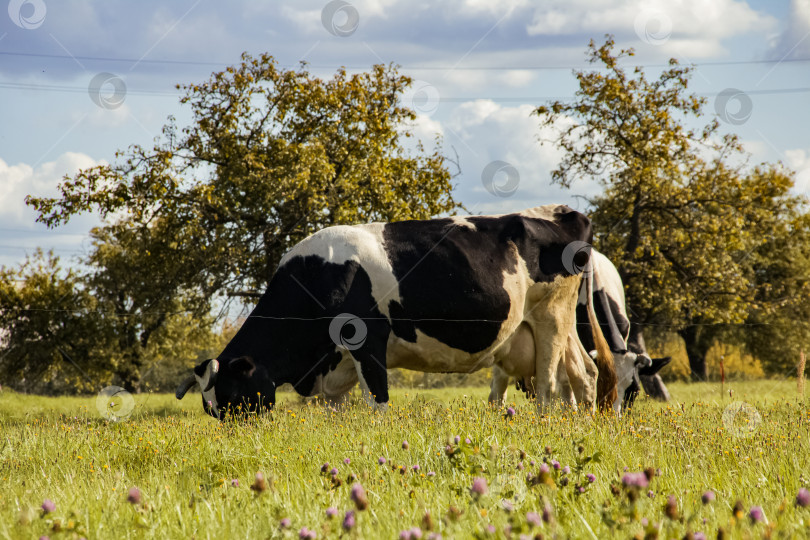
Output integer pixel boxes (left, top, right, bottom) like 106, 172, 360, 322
490, 249, 669, 413
175, 205, 615, 418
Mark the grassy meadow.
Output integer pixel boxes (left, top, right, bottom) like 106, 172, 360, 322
1, 381, 809, 539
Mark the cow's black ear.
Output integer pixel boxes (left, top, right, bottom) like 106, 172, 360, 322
640, 356, 672, 376
229, 356, 256, 377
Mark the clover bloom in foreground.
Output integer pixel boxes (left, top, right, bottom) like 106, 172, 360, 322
621, 472, 648, 488
251, 472, 269, 493
41, 499, 55, 514
343, 510, 356, 531
797, 488, 810, 508
126, 487, 141, 505
326, 507, 337, 518
378, 457, 386, 465
506, 407, 516, 418
701, 491, 715, 504
586, 473, 596, 483
749, 506, 764, 524
470, 477, 488, 498
351, 483, 369, 510
298, 527, 317, 539
526, 511, 541, 527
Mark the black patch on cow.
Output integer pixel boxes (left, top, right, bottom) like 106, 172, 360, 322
383, 209, 591, 353
218, 256, 387, 397
576, 289, 629, 354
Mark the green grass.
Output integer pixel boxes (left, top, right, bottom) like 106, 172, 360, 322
1, 381, 809, 539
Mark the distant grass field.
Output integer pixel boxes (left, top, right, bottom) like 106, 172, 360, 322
1, 381, 809, 539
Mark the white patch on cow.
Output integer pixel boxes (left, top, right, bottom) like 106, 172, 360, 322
449, 215, 476, 229
321, 354, 359, 404
278, 223, 401, 318
517, 204, 569, 222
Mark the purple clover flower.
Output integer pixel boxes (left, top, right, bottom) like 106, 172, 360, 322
41, 499, 55, 514
470, 477, 488, 497
586, 473, 596, 483
749, 506, 764, 523
342, 510, 356, 531
621, 472, 648, 488
702, 491, 715, 504
299, 527, 317, 539
126, 487, 141, 505
797, 488, 810, 508
526, 511, 541, 527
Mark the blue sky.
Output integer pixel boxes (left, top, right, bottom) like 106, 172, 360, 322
1, 0, 809, 268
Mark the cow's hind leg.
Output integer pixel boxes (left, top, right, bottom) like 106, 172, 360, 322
488, 365, 510, 406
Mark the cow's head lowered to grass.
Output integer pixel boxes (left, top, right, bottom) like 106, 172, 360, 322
175, 357, 275, 419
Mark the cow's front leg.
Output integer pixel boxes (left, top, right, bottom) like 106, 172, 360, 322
488, 365, 510, 406
350, 335, 390, 412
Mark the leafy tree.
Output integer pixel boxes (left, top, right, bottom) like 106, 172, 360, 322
82, 220, 216, 391
0, 245, 223, 393
737, 167, 810, 375
0, 251, 111, 393
535, 37, 809, 379
28, 54, 461, 294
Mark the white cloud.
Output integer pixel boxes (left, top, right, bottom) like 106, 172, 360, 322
785, 148, 810, 195
769, 0, 810, 60
0, 152, 102, 222
443, 99, 599, 214
0, 152, 104, 267
526, 0, 772, 58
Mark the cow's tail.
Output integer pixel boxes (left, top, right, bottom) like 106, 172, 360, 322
585, 264, 617, 411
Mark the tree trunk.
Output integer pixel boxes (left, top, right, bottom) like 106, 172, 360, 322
679, 325, 709, 382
